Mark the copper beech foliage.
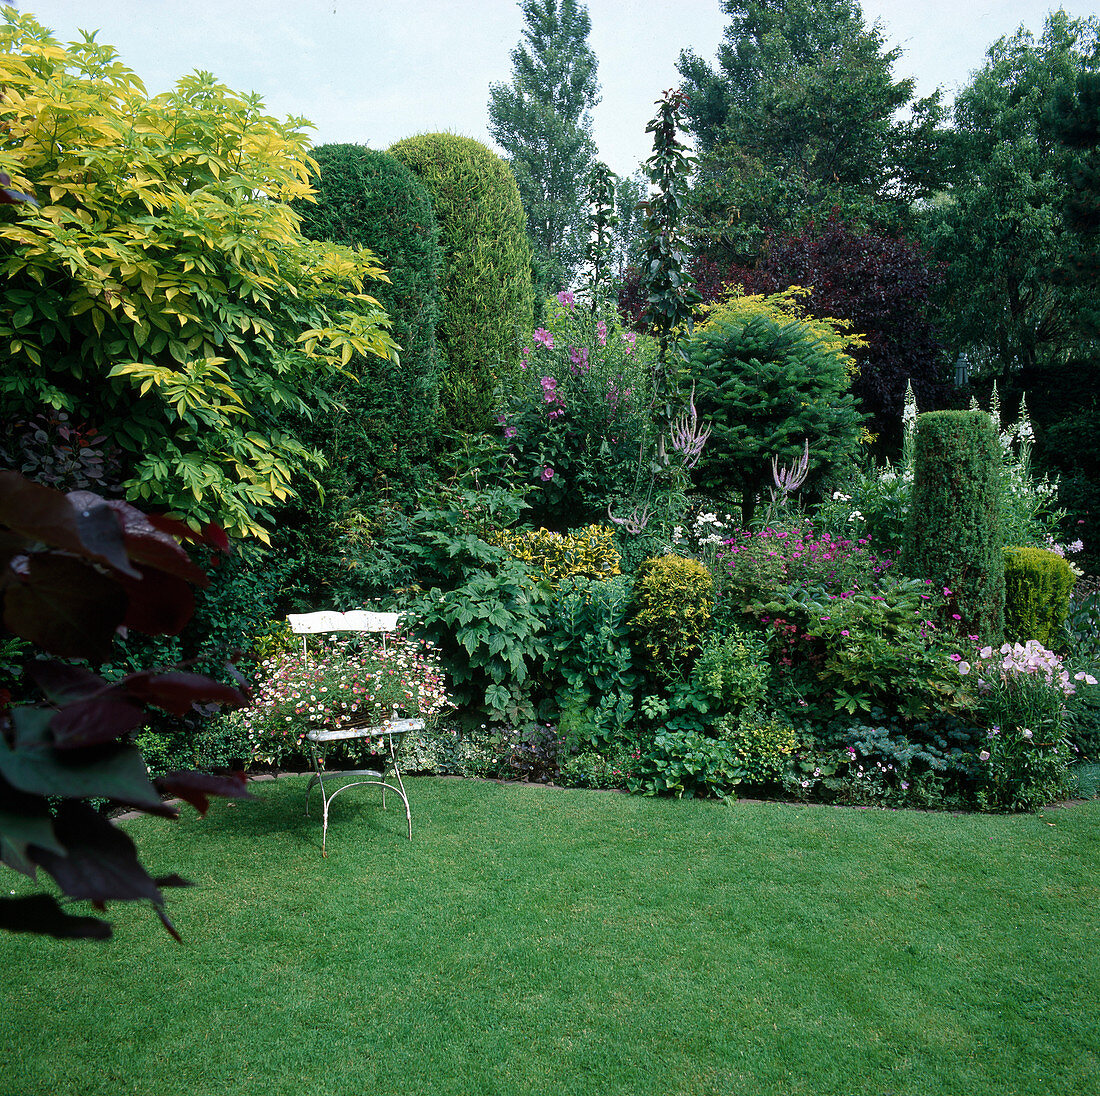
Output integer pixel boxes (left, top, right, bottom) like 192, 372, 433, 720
0, 471, 251, 941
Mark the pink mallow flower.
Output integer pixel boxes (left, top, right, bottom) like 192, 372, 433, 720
540, 466, 554, 481
533, 327, 554, 350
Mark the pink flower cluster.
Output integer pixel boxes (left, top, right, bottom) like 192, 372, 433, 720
719, 523, 894, 588
958, 639, 1097, 695
240, 631, 452, 759
540, 375, 565, 420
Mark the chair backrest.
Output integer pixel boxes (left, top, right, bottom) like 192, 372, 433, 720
286, 610, 401, 666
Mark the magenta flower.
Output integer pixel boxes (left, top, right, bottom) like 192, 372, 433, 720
533, 327, 554, 349
540, 466, 554, 481
504, 426, 517, 439
596, 320, 607, 346
557, 290, 575, 308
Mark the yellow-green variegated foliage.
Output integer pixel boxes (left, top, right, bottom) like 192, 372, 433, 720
0, 10, 398, 540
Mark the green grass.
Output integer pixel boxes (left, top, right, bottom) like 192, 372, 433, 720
2, 777, 1099, 1096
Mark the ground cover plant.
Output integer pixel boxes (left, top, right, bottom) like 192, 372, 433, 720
2, 778, 1098, 1096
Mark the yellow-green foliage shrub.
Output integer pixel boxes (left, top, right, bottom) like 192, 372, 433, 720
697, 286, 866, 377
1003, 546, 1076, 646
0, 11, 399, 541
630, 555, 713, 669
717, 710, 797, 784
491, 525, 620, 588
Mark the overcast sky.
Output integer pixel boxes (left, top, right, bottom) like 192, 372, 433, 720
14, 1, 1100, 177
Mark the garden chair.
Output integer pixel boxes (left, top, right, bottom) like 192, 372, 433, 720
287, 610, 420, 855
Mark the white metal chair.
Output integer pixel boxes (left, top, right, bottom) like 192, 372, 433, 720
287, 610, 421, 855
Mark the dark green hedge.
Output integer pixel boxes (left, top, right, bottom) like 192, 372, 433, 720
901, 410, 1005, 641
389, 133, 533, 434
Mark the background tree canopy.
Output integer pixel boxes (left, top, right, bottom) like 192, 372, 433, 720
677, 0, 946, 265
488, 0, 600, 295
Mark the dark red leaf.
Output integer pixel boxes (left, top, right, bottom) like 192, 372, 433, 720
145, 514, 230, 555
1, 709, 173, 814
0, 471, 85, 555
155, 770, 252, 816
2, 554, 125, 663
65, 493, 140, 577
95, 500, 208, 586
153, 873, 194, 889
201, 521, 230, 552
144, 513, 201, 542
28, 662, 108, 705
30, 801, 165, 904
123, 671, 248, 716
154, 903, 182, 943
50, 693, 147, 749
116, 565, 195, 636
0, 894, 111, 939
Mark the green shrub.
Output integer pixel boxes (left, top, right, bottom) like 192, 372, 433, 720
715, 710, 797, 785
1003, 546, 1076, 647
901, 410, 1005, 641
764, 578, 969, 721
689, 292, 867, 520
492, 523, 621, 587
550, 575, 639, 750
557, 738, 637, 789
631, 726, 743, 798
401, 723, 502, 777
691, 625, 770, 715
630, 555, 713, 672
388, 133, 533, 433
295, 143, 444, 473
398, 488, 550, 724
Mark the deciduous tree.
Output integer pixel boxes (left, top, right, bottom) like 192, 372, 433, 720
0, 11, 398, 542
678, 0, 944, 265
922, 11, 1100, 376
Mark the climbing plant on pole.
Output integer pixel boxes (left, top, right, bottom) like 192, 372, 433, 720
638, 89, 702, 436
584, 160, 618, 310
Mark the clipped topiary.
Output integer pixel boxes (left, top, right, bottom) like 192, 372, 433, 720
389, 133, 534, 433
901, 410, 1005, 640
1003, 546, 1076, 647
630, 554, 713, 672
295, 144, 444, 472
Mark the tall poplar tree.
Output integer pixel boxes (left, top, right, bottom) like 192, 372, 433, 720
488, 0, 600, 294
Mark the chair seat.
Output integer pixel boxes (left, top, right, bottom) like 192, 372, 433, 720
309, 765, 387, 782
306, 717, 425, 744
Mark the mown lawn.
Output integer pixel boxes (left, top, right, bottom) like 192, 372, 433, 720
1, 776, 1098, 1096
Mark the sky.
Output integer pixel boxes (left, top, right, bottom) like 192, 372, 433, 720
12, 1, 1100, 178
